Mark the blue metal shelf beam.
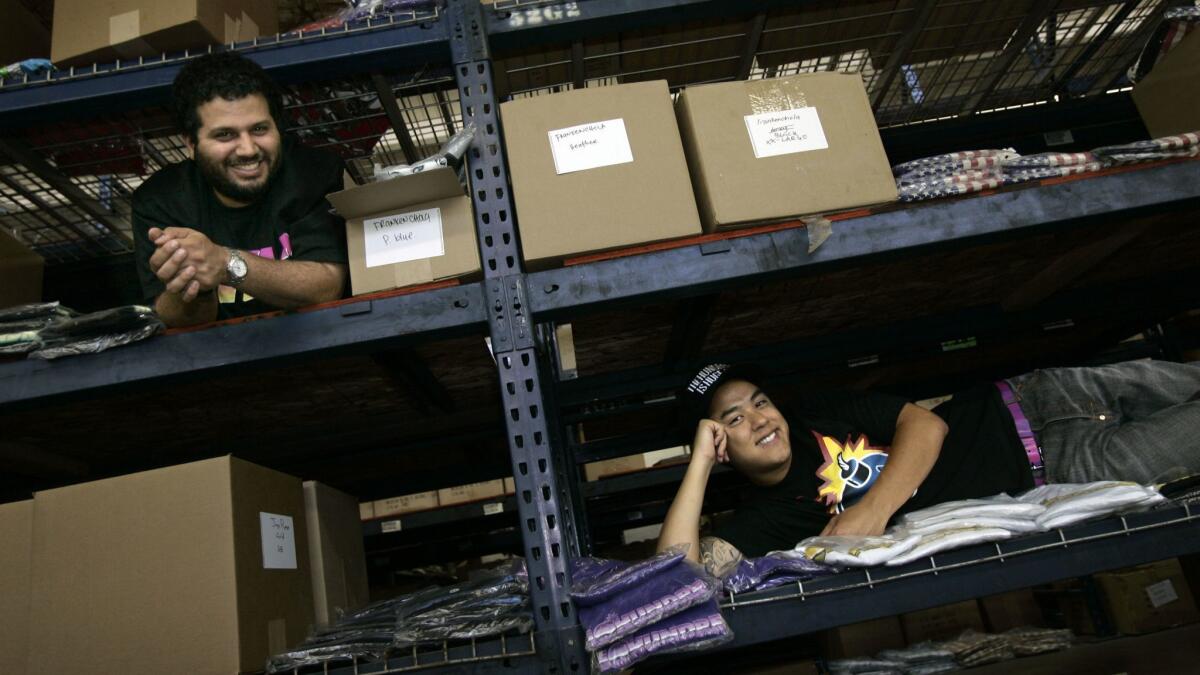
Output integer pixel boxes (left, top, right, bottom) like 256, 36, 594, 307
0, 283, 486, 409
0, 19, 449, 127
527, 161, 1200, 320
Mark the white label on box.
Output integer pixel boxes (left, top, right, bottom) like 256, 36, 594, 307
363, 207, 445, 268
744, 107, 829, 159
381, 519, 403, 533
483, 502, 505, 516
548, 118, 634, 175
259, 512, 297, 570
1146, 579, 1179, 608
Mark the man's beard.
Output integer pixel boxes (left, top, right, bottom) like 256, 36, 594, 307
198, 150, 281, 205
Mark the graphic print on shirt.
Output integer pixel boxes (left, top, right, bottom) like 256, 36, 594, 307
813, 432, 890, 513
217, 233, 292, 304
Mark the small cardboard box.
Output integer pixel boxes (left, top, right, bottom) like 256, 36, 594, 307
0, 0, 49, 64
327, 167, 481, 296
1133, 28, 1200, 138
1096, 558, 1200, 635
28, 456, 313, 675
584, 454, 646, 481
51, 1, 278, 67
373, 491, 439, 517
358, 501, 375, 520
503, 477, 516, 495
979, 588, 1044, 632
0, 500, 33, 675
822, 616, 906, 658
0, 226, 44, 310
303, 482, 369, 629
676, 73, 897, 231
438, 479, 505, 507
900, 599, 986, 644
501, 80, 701, 267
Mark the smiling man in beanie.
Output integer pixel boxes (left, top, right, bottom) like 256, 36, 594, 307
658, 360, 1200, 577
132, 52, 348, 328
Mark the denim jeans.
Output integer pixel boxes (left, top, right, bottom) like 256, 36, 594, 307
1007, 360, 1200, 484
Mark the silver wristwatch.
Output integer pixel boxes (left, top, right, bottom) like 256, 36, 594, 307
225, 248, 248, 287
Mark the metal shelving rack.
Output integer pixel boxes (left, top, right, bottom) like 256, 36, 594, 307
3, 1, 1200, 673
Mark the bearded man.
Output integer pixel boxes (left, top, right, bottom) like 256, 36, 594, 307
133, 52, 347, 327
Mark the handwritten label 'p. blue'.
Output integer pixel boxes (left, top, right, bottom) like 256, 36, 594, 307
364, 207, 446, 268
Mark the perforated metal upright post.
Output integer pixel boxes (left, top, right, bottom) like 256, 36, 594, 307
445, 2, 586, 672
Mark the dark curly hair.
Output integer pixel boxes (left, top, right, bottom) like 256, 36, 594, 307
172, 52, 286, 143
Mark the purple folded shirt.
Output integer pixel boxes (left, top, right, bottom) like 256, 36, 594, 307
593, 599, 732, 673
577, 559, 718, 650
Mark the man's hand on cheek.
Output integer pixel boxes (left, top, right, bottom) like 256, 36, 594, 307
819, 502, 890, 537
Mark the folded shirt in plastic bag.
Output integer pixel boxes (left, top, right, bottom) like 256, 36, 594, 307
1092, 132, 1200, 166
592, 599, 732, 674
0, 302, 78, 355
570, 548, 687, 605
795, 533, 921, 567
1017, 481, 1165, 529
29, 305, 164, 360
722, 550, 838, 594
571, 549, 719, 651
886, 525, 1015, 567
266, 562, 532, 673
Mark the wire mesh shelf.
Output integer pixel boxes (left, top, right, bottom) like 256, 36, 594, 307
284, 631, 538, 675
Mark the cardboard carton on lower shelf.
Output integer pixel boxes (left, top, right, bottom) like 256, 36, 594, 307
0, 226, 44, 310
0, 500, 33, 675
822, 615, 906, 658
675, 73, 897, 232
374, 491, 440, 517
980, 588, 1045, 632
1096, 558, 1200, 635
51, 1, 278, 67
900, 599, 986, 644
28, 456, 313, 675
303, 482, 369, 629
1132, 29, 1200, 138
359, 501, 375, 520
584, 454, 647, 481
326, 167, 481, 297
438, 479, 505, 507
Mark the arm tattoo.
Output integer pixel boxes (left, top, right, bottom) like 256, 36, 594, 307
699, 536, 743, 578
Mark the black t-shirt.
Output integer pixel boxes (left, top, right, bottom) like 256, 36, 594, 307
713, 384, 1032, 557
132, 136, 347, 318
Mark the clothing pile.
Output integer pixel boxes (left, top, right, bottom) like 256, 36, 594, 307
570, 549, 732, 673
893, 131, 1199, 202
721, 550, 838, 594
797, 482, 1164, 568
265, 561, 532, 673
826, 627, 1073, 674
0, 302, 164, 359
294, 0, 438, 32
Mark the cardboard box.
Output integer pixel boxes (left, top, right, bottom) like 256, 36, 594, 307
822, 615, 906, 658
0, 226, 44, 309
503, 477, 516, 495
438, 479, 505, 507
0, 0, 49, 64
52, 1, 278, 67
980, 588, 1044, 632
327, 167, 481, 296
1096, 558, 1200, 635
0, 500, 33, 675
28, 456, 313, 675
501, 80, 701, 267
373, 490, 439, 517
584, 454, 646, 481
1133, 28, 1200, 138
900, 599, 986, 643
358, 501, 375, 520
303, 482, 369, 629
676, 74, 897, 231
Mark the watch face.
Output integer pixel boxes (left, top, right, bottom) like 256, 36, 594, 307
230, 253, 247, 280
